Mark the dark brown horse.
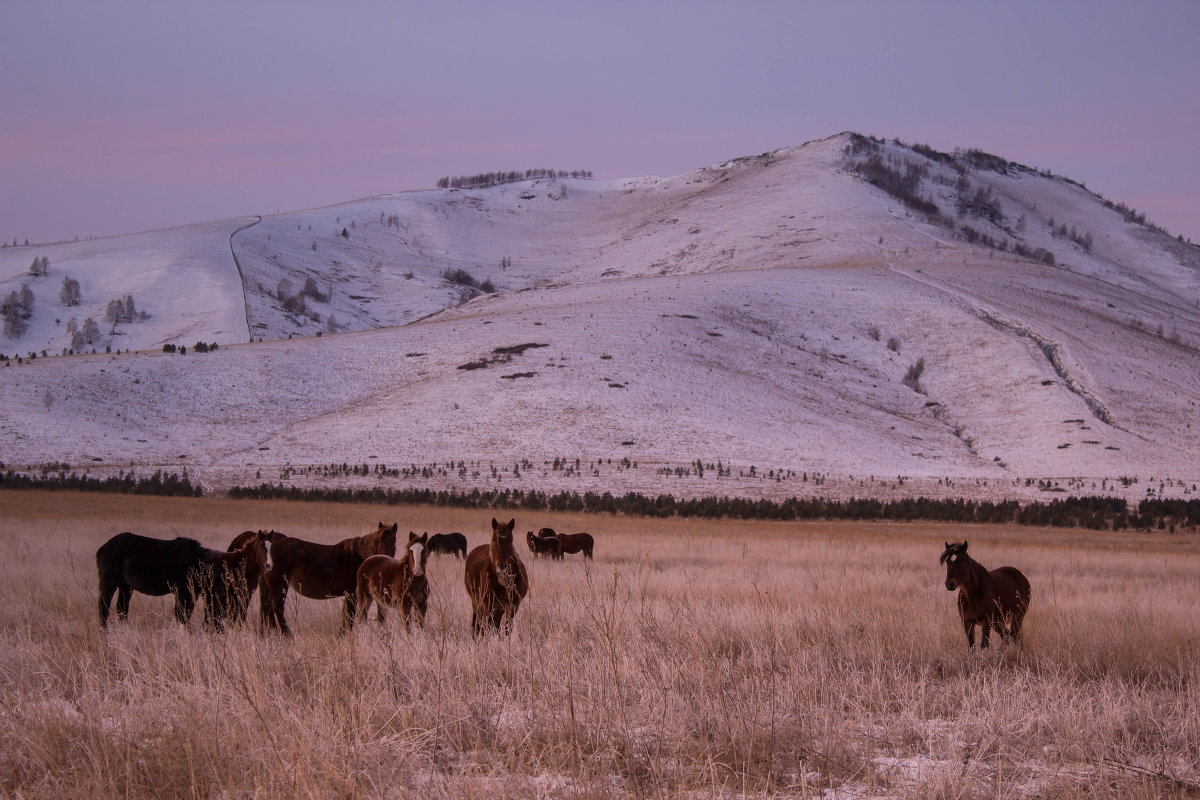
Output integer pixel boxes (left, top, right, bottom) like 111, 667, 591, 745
96, 533, 208, 626
221, 529, 283, 623
428, 532, 468, 559
355, 532, 429, 631
465, 518, 529, 636
526, 530, 562, 560
199, 533, 274, 630
260, 522, 398, 634
941, 541, 1031, 650
555, 531, 594, 559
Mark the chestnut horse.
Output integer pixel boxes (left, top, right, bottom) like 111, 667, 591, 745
199, 533, 274, 630
355, 532, 429, 631
96, 533, 208, 626
941, 541, 1031, 650
555, 531, 594, 559
526, 530, 562, 560
464, 518, 529, 636
260, 522, 398, 634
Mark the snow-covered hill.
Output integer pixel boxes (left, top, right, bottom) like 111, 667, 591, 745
3, 133, 1198, 501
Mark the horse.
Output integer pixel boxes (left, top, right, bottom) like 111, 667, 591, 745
220, 529, 283, 620
428, 532, 468, 559
355, 532, 429, 631
260, 522, 398, 634
464, 518, 529, 636
526, 530, 563, 560
940, 541, 1031, 650
96, 532, 209, 626
199, 533, 274, 630
555, 531, 594, 559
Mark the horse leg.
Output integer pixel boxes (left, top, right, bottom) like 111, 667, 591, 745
98, 579, 119, 627
979, 619, 992, 650
341, 594, 357, 632
962, 616, 975, 650
354, 583, 372, 626
115, 583, 132, 620
174, 588, 195, 625
400, 595, 412, 633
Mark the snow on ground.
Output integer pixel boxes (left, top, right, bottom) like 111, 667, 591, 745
2, 134, 1199, 500
0, 218, 253, 354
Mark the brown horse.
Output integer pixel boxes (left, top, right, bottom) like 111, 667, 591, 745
355, 532, 429, 631
555, 531, 594, 559
941, 541, 1031, 650
260, 522, 398, 634
200, 533, 274, 630
465, 518, 529, 636
221, 529, 283, 622
526, 530, 562, 560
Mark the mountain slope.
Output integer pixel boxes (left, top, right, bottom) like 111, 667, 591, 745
2, 133, 1198, 500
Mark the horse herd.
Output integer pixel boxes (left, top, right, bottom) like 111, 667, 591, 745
95, 520, 1030, 649
96, 518, 596, 637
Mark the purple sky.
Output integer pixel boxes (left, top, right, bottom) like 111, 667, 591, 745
3, 1, 1198, 245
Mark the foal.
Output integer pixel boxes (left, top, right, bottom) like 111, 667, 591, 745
355, 532, 430, 631
465, 518, 529, 636
941, 541, 1031, 650
526, 530, 563, 560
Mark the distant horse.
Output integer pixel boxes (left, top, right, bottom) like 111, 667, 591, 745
355, 532, 429, 631
465, 518, 529, 636
260, 522, 398, 634
941, 541, 1031, 650
200, 533, 274, 630
555, 531, 594, 559
428, 532, 468, 559
96, 533, 209, 626
526, 530, 563, 560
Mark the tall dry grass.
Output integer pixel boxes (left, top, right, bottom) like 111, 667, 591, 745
1, 490, 1198, 799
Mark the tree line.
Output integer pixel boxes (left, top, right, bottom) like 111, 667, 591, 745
226, 482, 1199, 531
436, 168, 593, 190
0, 470, 203, 497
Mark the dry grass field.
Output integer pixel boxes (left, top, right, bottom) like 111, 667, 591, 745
1, 490, 1198, 799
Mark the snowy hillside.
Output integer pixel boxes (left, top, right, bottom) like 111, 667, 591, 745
2, 133, 1199, 501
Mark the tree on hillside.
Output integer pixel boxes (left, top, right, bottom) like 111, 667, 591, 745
59, 276, 81, 306
19, 284, 34, 318
29, 256, 49, 277
2, 292, 26, 339
81, 317, 100, 344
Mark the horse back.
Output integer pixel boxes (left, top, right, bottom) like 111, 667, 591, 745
463, 544, 491, 593
97, 532, 205, 595
269, 535, 364, 599
989, 566, 1031, 612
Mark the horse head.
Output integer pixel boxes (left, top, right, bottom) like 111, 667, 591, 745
491, 518, 518, 586
940, 541, 969, 591
406, 531, 429, 577
259, 530, 275, 574
375, 522, 399, 557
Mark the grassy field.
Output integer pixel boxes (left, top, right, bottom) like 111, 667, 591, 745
1, 490, 1198, 799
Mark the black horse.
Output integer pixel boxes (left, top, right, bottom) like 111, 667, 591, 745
428, 532, 468, 559
96, 532, 209, 626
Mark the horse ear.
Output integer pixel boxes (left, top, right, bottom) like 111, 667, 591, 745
492, 518, 500, 530
962, 540, 968, 551
420, 532, 428, 543
408, 531, 418, 543
505, 519, 516, 534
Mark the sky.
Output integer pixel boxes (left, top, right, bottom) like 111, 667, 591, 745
2, 1, 1198, 245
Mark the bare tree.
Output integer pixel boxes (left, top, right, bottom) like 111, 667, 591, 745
19, 284, 34, 318
59, 276, 81, 306
81, 317, 100, 344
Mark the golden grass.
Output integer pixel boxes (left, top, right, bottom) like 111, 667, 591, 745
1, 490, 1198, 799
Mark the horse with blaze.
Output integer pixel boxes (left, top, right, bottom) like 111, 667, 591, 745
356, 532, 430, 631
940, 541, 1030, 649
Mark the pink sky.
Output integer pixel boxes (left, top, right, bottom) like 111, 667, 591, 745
2, 1, 1197, 244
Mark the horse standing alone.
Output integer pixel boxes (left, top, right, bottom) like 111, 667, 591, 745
465, 518, 529, 636
356, 532, 430, 631
555, 531, 594, 559
941, 541, 1031, 650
